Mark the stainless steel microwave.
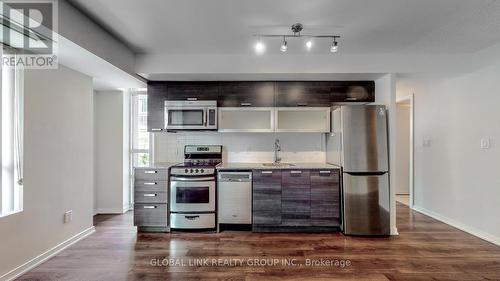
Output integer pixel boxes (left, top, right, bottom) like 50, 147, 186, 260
164, 100, 217, 131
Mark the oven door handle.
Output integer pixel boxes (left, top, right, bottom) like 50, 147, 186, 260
171, 176, 215, 182
204, 109, 208, 127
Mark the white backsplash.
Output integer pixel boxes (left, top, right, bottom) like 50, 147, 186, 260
153, 132, 326, 163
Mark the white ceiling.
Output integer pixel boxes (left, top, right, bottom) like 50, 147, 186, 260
69, 0, 500, 55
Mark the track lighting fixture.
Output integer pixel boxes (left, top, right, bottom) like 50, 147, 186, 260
253, 23, 340, 54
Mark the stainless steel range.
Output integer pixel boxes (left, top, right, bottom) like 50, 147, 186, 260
169, 145, 222, 230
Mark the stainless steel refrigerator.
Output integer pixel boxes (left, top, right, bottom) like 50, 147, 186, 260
326, 105, 390, 235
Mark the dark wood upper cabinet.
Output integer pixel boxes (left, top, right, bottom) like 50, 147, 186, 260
331, 81, 375, 103
147, 82, 167, 132
276, 82, 333, 107
166, 82, 219, 101
218, 82, 274, 107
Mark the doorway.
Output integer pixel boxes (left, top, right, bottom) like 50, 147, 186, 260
395, 95, 414, 208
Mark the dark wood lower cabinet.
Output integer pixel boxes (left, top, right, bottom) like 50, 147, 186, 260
252, 169, 340, 232
311, 170, 341, 226
252, 170, 282, 227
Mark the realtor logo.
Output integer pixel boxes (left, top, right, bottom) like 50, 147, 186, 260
1, 0, 58, 69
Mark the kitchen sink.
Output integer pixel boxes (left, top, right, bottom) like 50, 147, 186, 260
262, 163, 296, 167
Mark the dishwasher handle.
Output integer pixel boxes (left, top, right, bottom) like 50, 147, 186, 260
218, 172, 253, 182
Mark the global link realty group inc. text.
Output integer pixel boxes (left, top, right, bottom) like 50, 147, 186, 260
151, 258, 352, 268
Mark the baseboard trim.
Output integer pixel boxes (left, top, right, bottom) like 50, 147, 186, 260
0, 226, 96, 281
412, 205, 500, 246
95, 207, 125, 214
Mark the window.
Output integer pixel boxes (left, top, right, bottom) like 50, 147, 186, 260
1, 47, 24, 217
130, 91, 150, 168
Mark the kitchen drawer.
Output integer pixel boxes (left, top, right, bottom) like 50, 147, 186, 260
134, 180, 168, 192
310, 170, 340, 184
282, 170, 310, 185
134, 204, 168, 227
134, 168, 168, 181
134, 191, 167, 204
253, 170, 282, 185
171, 213, 215, 229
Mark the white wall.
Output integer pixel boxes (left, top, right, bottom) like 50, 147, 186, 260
154, 133, 326, 164
94, 90, 130, 214
397, 60, 500, 245
395, 103, 411, 194
375, 74, 398, 235
0, 66, 94, 278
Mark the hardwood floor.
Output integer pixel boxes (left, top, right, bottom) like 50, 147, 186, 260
18, 203, 500, 281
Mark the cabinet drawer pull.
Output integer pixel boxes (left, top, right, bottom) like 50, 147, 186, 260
151, 128, 163, 132
143, 193, 157, 197
143, 182, 157, 185
319, 170, 332, 174
144, 170, 158, 174
187, 97, 198, 101
240, 102, 252, 106
346, 97, 358, 101
261, 171, 273, 174
297, 103, 308, 106
290, 171, 302, 174
185, 215, 200, 220
143, 206, 157, 209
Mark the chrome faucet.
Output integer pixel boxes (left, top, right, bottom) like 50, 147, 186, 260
274, 138, 282, 164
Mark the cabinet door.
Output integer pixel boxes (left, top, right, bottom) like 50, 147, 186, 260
252, 170, 282, 226
166, 82, 219, 101
331, 81, 375, 103
310, 170, 341, 227
218, 107, 274, 132
281, 170, 311, 226
147, 82, 167, 132
219, 82, 274, 107
276, 82, 332, 107
275, 107, 331, 133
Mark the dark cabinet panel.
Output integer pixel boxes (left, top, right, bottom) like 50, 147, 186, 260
147, 82, 167, 132
252, 170, 282, 226
276, 82, 333, 107
282, 170, 310, 226
310, 170, 341, 227
331, 81, 375, 103
166, 82, 219, 101
252, 169, 340, 231
219, 82, 274, 107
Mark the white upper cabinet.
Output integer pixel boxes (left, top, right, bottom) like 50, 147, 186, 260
275, 107, 331, 133
218, 107, 275, 132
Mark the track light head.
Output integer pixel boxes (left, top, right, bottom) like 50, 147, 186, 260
330, 40, 339, 53
280, 37, 288, 52
306, 40, 313, 50
255, 39, 265, 54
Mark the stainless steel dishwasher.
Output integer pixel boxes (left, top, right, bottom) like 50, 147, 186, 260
217, 171, 252, 225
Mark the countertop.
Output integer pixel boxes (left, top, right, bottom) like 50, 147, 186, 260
136, 162, 180, 169
216, 162, 341, 170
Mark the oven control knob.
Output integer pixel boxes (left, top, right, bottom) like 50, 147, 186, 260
195, 169, 199, 173
201, 169, 204, 173
190, 169, 194, 173
185, 169, 188, 173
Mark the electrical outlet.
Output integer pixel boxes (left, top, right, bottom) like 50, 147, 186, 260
64, 210, 73, 223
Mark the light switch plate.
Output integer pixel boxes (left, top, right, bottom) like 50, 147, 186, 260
480, 138, 490, 149
64, 210, 73, 223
